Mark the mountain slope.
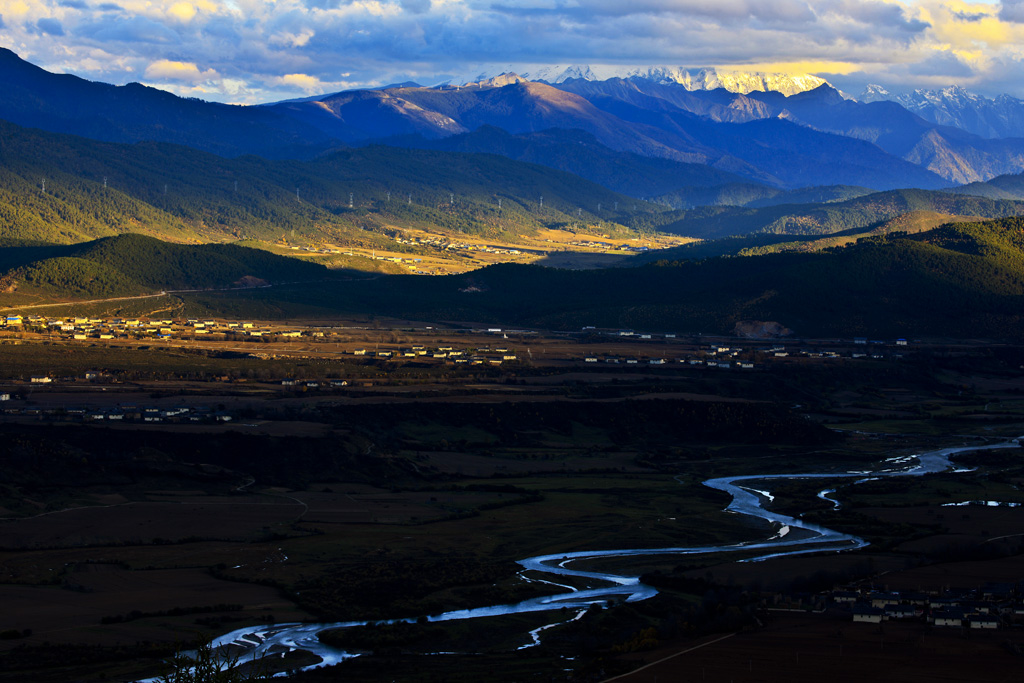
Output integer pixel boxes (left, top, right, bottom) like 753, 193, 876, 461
631, 210, 976, 262
0, 119, 656, 246
0, 48, 338, 159
1, 234, 332, 299
186, 217, 1024, 340
272, 77, 946, 190
4, 48, 1002, 192
947, 172, 1024, 200
655, 184, 874, 211
862, 85, 1024, 140
269, 78, 719, 165
650, 188, 1024, 239
746, 86, 1024, 184
583, 95, 948, 190
379, 126, 761, 198
554, 78, 1024, 184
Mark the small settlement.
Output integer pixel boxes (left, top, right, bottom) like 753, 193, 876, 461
834, 583, 1024, 629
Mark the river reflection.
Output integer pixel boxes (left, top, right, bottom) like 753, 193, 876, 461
143, 438, 1019, 679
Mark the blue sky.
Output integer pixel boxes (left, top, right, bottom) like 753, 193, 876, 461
1, 1, 1024, 102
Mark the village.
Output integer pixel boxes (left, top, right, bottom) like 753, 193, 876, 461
0, 313, 917, 373
838, 582, 1024, 628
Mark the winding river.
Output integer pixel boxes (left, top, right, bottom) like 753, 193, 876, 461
150, 437, 1021, 678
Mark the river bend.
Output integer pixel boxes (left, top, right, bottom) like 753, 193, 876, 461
143, 437, 1020, 679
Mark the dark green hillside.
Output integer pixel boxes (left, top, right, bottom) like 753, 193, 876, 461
2, 234, 331, 299
0, 163, 197, 244
178, 217, 1024, 340
653, 183, 874, 210
0, 119, 659, 246
631, 210, 973, 262
654, 188, 1024, 239
948, 172, 1024, 200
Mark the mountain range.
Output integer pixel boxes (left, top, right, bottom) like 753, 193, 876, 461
4, 112, 1022, 254
861, 84, 1024, 141
4, 49, 1024, 339
4, 48, 1024, 193
442, 65, 829, 96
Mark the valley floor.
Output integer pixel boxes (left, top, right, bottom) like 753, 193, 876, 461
0, 325, 1023, 681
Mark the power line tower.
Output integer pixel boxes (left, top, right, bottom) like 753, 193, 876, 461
539, 195, 543, 210
41, 178, 46, 194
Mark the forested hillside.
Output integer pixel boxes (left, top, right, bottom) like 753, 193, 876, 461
0, 120, 658, 246
0, 234, 332, 299
178, 217, 1024, 340
644, 189, 1024, 239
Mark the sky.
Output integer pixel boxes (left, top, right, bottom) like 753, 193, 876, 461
1, 0, 1024, 103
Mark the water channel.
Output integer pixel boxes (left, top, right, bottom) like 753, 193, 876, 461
146, 437, 1021, 679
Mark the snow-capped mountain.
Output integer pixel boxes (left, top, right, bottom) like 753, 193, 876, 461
441, 65, 829, 96
859, 84, 1024, 139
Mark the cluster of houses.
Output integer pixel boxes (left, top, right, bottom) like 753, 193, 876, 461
583, 354, 757, 369
1, 315, 915, 371
348, 345, 518, 365
577, 341, 905, 369
392, 234, 523, 261
286, 245, 342, 254
1, 315, 309, 340
836, 583, 1024, 629
0, 402, 233, 423
550, 239, 650, 253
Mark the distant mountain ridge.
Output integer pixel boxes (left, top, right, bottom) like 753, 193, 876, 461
381, 126, 756, 198
442, 65, 829, 96
0, 48, 338, 159
273, 79, 947, 190
3, 47, 1024, 202
549, 78, 1024, 184
860, 84, 1024, 140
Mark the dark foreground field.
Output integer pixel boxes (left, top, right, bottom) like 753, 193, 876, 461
1, 337, 1023, 681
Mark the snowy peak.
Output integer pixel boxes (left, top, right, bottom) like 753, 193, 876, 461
438, 65, 592, 87
456, 73, 529, 89
443, 65, 830, 96
621, 67, 829, 96
859, 84, 891, 102
857, 84, 1024, 139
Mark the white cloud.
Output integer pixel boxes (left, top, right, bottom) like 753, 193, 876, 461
167, 2, 198, 22
271, 72, 321, 91
0, 0, 1022, 102
143, 58, 219, 83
